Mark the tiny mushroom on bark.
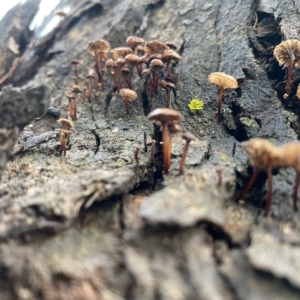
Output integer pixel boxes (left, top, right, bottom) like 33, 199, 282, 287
162, 49, 182, 83
71, 85, 83, 120
57, 118, 74, 130
71, 60, 80, 84
125, 53, 142, 78
208, 72, 238, 121
66, 94, 75, 120
142, 68, 154, 99
119, 88, 137, 114
60, 129, 73, 156
87, 41, 102, 85
160, 79, 176, 108
274, 39, 300, 100
147, 108, 183, 174
86, 71, 95, 102
150, 59, 164, 94
144, 40, 169, 56
179, 132, 196, 174
121, 65, 133, 89
126, 36, 145, 54
239, 138, 282, 216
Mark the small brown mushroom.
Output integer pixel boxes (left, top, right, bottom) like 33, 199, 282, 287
142, 68, 154, 99
179, 132, 195, 174
60, 129, 73, 156
57, 118, 74, 130
239, 138, 282, 216
147, 108, 183, 174
274, 40, 300, 99
121, 65, 132, 89
111, 47, 134, 61
150, 59, 164, 94
119, 89, 137, 114
126, 36, 145, 54
208, 72, 238, 121
125, 53, 142, 78
66, 94, 75, 120
162, 49, 182, 83
106, 59, 118, 91
160, 80, 176, 108
87, 42, 102, 86
55, 11, 67, 27
71, 60, 80, 84
86, 71, 95, 102
71, 85, 83, 120
144, 40, 169, 56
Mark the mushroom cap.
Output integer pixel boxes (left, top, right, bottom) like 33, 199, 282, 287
140, 54, 150, 64
126, 36, 145, 49
121, 65, 132, 74
208, 72, 238, 89
144, 40, 169, 55
111, 47, 133, 60
165, 41, 177, 50
168, 123, 182, 134
86, 71, 95, 79
125, 54, 140, 65
66, 94, 75, 100
119, 89, 137, 101
274, 39, 300, 67
150, 59, 164, 70
71, 85, 83, 93
182, 131, 196, 141
142, 68, 152, 76
240, 138, 281, 170
105, 59, 115, 67
147, 108, 183, 124
94, 40, 111, 53
162, 49, 182, 62
57, 118, 74, 128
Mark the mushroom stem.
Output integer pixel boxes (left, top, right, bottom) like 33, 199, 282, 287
152, 73, 159, 94
73, 65, 78, 84
217, 86, 224, 120
166, 89, 171, 108
68, 99, 74, 120
94, 52, 102, 84
162, 122, 170, 174
264, 167, 273, 216
166, 62, 174, 83
148, 79, 153, 99
111, 71, 119, 92
293, 171, 300, 211
179, 140, 191, 174
285, 59, 294, 99
239, 170, 259, 200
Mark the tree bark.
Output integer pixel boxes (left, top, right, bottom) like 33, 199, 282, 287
0, 0, 300, 299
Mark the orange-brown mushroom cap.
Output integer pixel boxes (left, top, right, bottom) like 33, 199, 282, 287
126, 36, 145, 49
125, 54, 140, 65
119, 89, 137, 102
162, 49, 182, 63
144, 40, 169, 55
273, 39, 300, 67
208, 72, 238, 89
111, 47, 134, 60
55, 11, 67, 18
57, 118, 74, 128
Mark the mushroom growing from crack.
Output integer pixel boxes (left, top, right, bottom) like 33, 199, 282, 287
119, 89, 137, 114
150, 59, 164, 94
162, 49, 182, 83
239, 138, 283, 216
147, 108, 183, 174
126, 36, 145, 54
60, 129, 73, 156
179, 131, 195, 174
274, 39, 300, 100
208, 72, 238, 121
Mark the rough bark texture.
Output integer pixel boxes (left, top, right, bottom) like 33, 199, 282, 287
0, 0, 300, 299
